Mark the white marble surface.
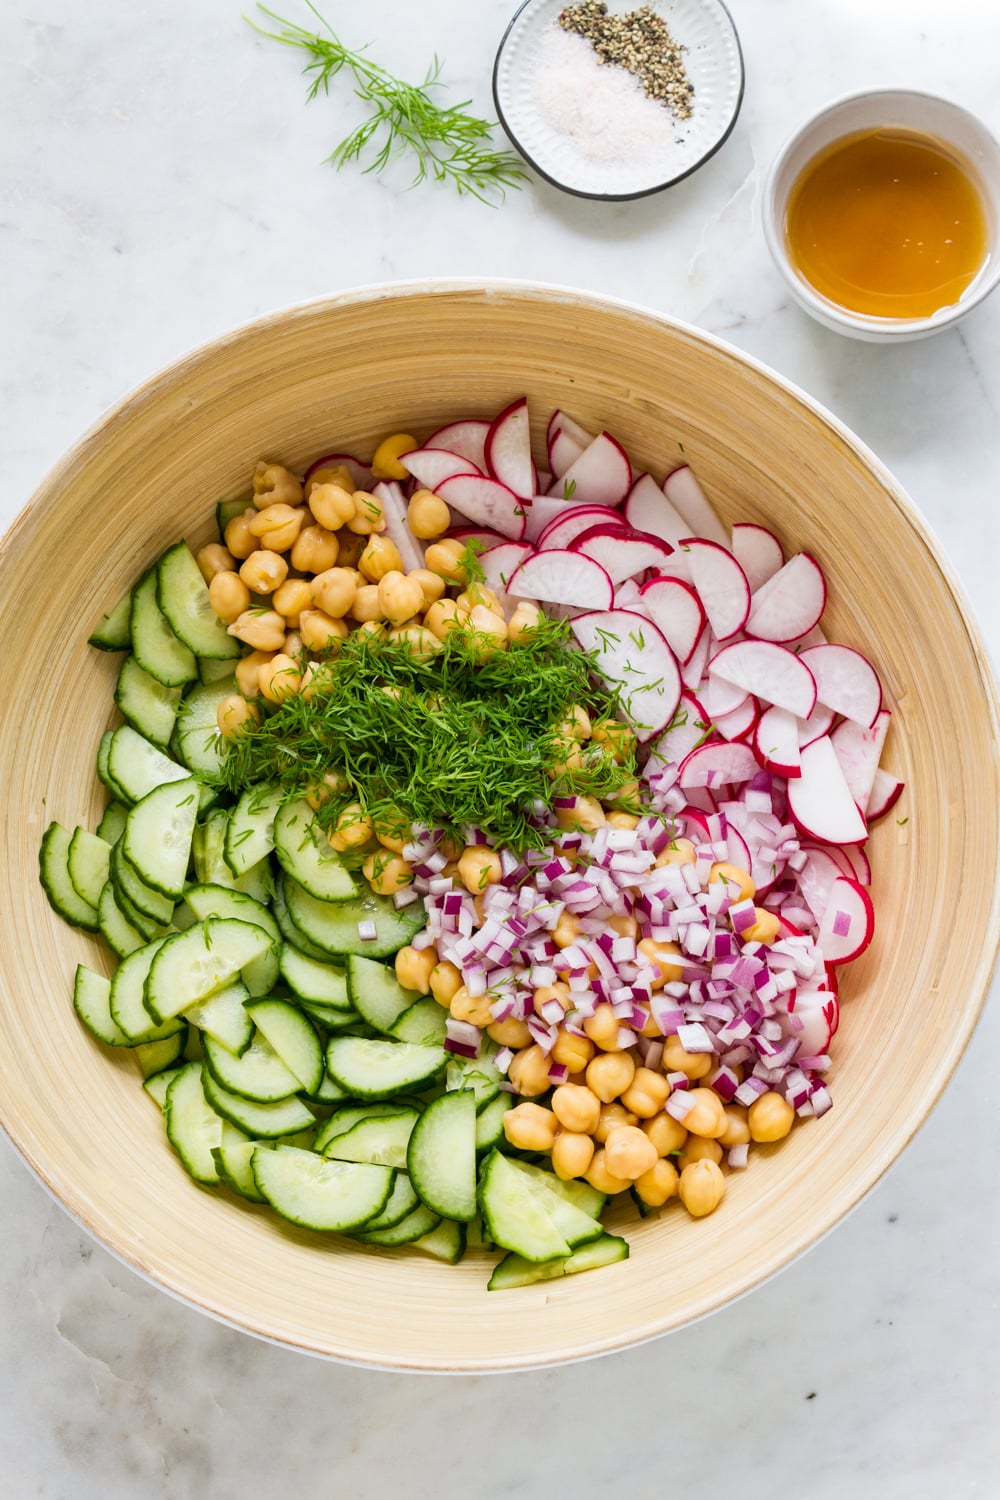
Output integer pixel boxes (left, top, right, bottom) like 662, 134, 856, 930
2, 0, 999, 1493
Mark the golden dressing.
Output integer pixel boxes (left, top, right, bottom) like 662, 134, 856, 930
785, 128, 989, 319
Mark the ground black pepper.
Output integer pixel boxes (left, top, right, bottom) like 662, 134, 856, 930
558, 1, 694, 121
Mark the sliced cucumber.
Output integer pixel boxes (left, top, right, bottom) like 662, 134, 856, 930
73, 964, 130, 1047
283, 878, 424, 959
109, 938, 184, 1043
181, 884, 280, 996
202, 1030, 302, 1103
475, 1091, 513, 1153
122, 777, 199, 899
273, 800, 355, 902
98, 879, 157, 957
357, 1172, 421, 1232
165, 1062, 223, 1184
478, 1150, 572, 1264
106, 724, 193, 806
144, 918, 274, 1023
354, 1201, 440, 1247
130, 568, 198, 687
96, 729, 119, 799
134, 1029, 188, 1078
225, 783, 282, 877
271, 878, 332, 960
299, 1000, 363, 1032
217, 496, 249, 535
245, 999, 324, 1095
347, 954, 423, 1034
488, 1234, 629, 1290
110, 839, 175, 926
412, 1218, 467, 1265
406, 1090, 477, 1222
39, 823, 99, 932
212, 1121, 266, 1202
174, 678, 236, 778
115, 655, 183, 747
446, 1043, 502, 1112
388, 996, 448, 1047
325, 1036, 446, 1100
96, 800, 129, 846
314, 1101, 420, 1153
193, 809, 274, 903
67, 826, 112, 909
501, 1160, 604, 1250
323, 1108, 420, 1169
308, 1069, 351, 1104
201, 1069, 315, 1138
506, 1158, 606, 1221
252, 1146, 394, 1233
157, 541, 240, 660
185, 979, 253, 1054
279, 944, 351, 1009
144, 1066, 182, 1109
88, 588, 132, 651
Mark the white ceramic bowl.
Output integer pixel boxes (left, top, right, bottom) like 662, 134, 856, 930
763, 90, 1000, 342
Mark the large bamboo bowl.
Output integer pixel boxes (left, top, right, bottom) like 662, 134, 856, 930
2, 282, 997, 1370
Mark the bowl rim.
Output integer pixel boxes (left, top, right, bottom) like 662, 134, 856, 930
4, 277, 1000, 1369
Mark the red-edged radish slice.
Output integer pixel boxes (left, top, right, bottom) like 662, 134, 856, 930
713, 697, 759, 743
547, 410, 594, 451
436, 473, 527, 541
508, 550, 614, 611
536, 504, 622, 550
799, 643, 882, 728
678, 740, 760, 790
370, 481, 425, 573
478, 542, 532, 608
624, 473, 690, 548
556, 432, 632, 507
547, 427, 586, 478
638, 576, 706, 664
754, 704, 802, 777
682, 539, 751, 640
654, 689, 711, 765
731, 523, 784, 592
570, 610, 681, 741
787, 735, 868, 845
426, 419, 490, 472
400, 446, 482, 490
816, 876, 875, 964
683, 785, 719, 816
725, 823, 752, 871
711, 639, 818, 719
662, 466, 728, 546
679, 804, 712, 840
745, 553, 826, 643
451, 526, 506, 551
797, 845, 851, 924
485, 398, 537, 497
831, 709, 891, 808
837, 844, 872, 886
699, 671, 750, 720
796, 700, 836, 748
571, 524, 674, 585
304, 452, 372, 490
789, 983, 840, 1053
680, 626, 711, 690
866, 768, 904, 821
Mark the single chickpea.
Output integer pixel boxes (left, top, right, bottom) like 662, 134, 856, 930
591, 719, 635, 762
607, 778, 641, 810
257, 653, 302, 704
429, 961, 463, 1008
656, 837, 697, 868
304, 464, 355, 500
552, 911, 580, 950
709, 861, 756, 903
682, 1087, 727, 1139
608, 812, 641, 831
465, 605, 508, 660
362, 850, 413, 896
327, 803, 374, 853
743, 907, 782, 946
283, 627, 303, 658
407, 568, 446, 610
424, 537, 468, 584
351, 584, 383, 623
291, 523, 340, 575
634, 1158, 680, 1208
216, 693, 260, 737
555, 795, 606, 834
208, 570, 251, 624
546, 735, 584, 777
253, 461, 302, 509
551, 1131, 595, 1182
586, 1051, 636, 1105
503, 1102, 558, 1154
248, 502, 305, 553
487, 1016, 533, 1048
406, 489, 450, 538
371, 433, 418, 481
359, 535, 404, 583
239, 550, 288, 595
196, 542, 236, 582
424, 598, 468, 640
748, 1091, 795, 1143
583, 1004, 621, 1053
551, 1083, 601, 1135
661, 1034, 714, 1080
224, 508, 260, 561
533, 982, 571, 1018
299, 609, 348, 653
457, 845, 503, 894
718, 1105, 751, 1149
310, 567, 358, 620
393, 944, 435, 995
389, 624, 442, 661
555, 704, 592, 742
234, 648, 274, 697
377, 570, 424, 625
637, 937, 685, 989
585, 1149, 632, 1196
604, 1125, 659, 1182
456, 582, 503, 615
621, 1067, 671, 1119
608, 913, 639, 939
227, 609, 286, 652
346, 491, 386, 536
551, 1028, 595, 1073
507, 1044, 552, 1098
507, 601, 544, 643
678, 1159, 726, 1218
594, 1102, 640, 1142
643, 1113, 688, 1157
681, 1136, 724, 1167
305, 769, 350, 810
449, 986, 495, 1028
271, 577, 312, 627
308, 483, 356, 532
334, 530, 366, 568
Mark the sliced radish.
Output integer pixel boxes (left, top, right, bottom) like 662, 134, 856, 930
485, 398, 536, 498
831, 709, 891, 808
682, 538, 751, 641
787, 736, 868, 845
451, 525, 506, 550
699, 671, 750, 720
836, 844, 872, 886
745, 553, 827, 643
624, 473, 690, 548
436, 473, 527, 541
547, 426, 586, 479
638, 576, 705, 664
662, 466, 728, 546
789, 983, 840, 1053
478, 542, 532, 608
816, 877, 875, 964
797, 845, 850, 924
304, 452, 372, 490
683, 785, 719, 816
679, 805, 712, 841
570, 610, 680, 741
797, 700, 836, 749
711, 640, 818, 719
754, 704, 802, 777
654, 689, 711, 764
680, 626, 711, 691
866, 768, 905, 822
799, 644, 882, 728
725, 823, 752, 871
548, 410, 594, 451
571, 524, 674, 585
678, 740, 761, 790
426, 419, 489, 472
556, 432, 632, 507
508, 550, 614, 611
400, 446, 482, 490
731, 523, 784, 592
536, 504, 622, 551
370, 482, 425, 574
713, 697, 759, 743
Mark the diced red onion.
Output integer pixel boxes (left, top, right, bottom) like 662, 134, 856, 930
728, 1143, 749, 1169
357, 920, 378, 942
444, 1019, 481, 1058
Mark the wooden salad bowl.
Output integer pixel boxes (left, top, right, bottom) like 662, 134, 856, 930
1, 282, 997, 1370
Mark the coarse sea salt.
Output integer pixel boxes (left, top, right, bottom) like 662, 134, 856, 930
533, 25, 687, 169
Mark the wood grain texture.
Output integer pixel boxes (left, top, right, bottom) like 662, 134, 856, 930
1, 281, 997, 1370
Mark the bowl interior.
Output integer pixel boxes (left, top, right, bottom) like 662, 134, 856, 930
1, 283, 997, 1369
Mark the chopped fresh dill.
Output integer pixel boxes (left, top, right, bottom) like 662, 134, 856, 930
562, 478, 577, 500
456, 536, 487, 587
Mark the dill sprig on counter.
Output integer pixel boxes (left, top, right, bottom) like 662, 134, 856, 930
213, 618, 640, 853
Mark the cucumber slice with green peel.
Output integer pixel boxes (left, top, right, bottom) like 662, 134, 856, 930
388, 996, 449, 1047
346, 954, 423, 1034
279, 945, 352, 1009
478, 1150, 573, 1264
115, 655, 183, 747
357, 1171, 421, 1231
506, 1158, 606, 1221
157, 541, 241, 660
201, 1069, 316, 1137
109, 938, 184, 1043
412, 1218, 467, 1265
67, 827, 112, 909
122, 777, 200, 899
144, 918, 274, 1023
245, 999, 324, 1095
474, 1091, 513, 1153
89, 589, 133, 651
299, 1000, 364, 1032
487, 1233, 629, 1290
174, 677, 237, 777
106, 724, 202, 808
273, 800, 356, 902
181, 883, 280, 996
193, 809, 274, 903
284, 878, 424, 959
323, 1108, 420, 1169
314, 1101, 421, 1153
225, 783, 283, 877
308, 1070, 351, 1104
466, 1215, 495, 1251
217, 496, 249, 535
96, 800, 129, 846
96, 731, 122, 799
325, 1036, 447, 1099
130, 568, 198, 687
212, 1121, 266, 1202
99, 879, 161, 956
406, 1089, 477, 1222
445, 1044, 502, 1112
73, 964, 131, 1047
499, 1159, 604, 1250
354, 1201, 441, 1247
39, 823, 99, 932
185, 980, 253, 1054
201, 1029, 302, 1103
165, 1063, 223, 1184
110, 839, 175, 926
134, 1029, 188, 1078
200, 655, 241, 685
144, 1066, 183, 1108
252, 1146, 395, 1233
272, 879, 333, 960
